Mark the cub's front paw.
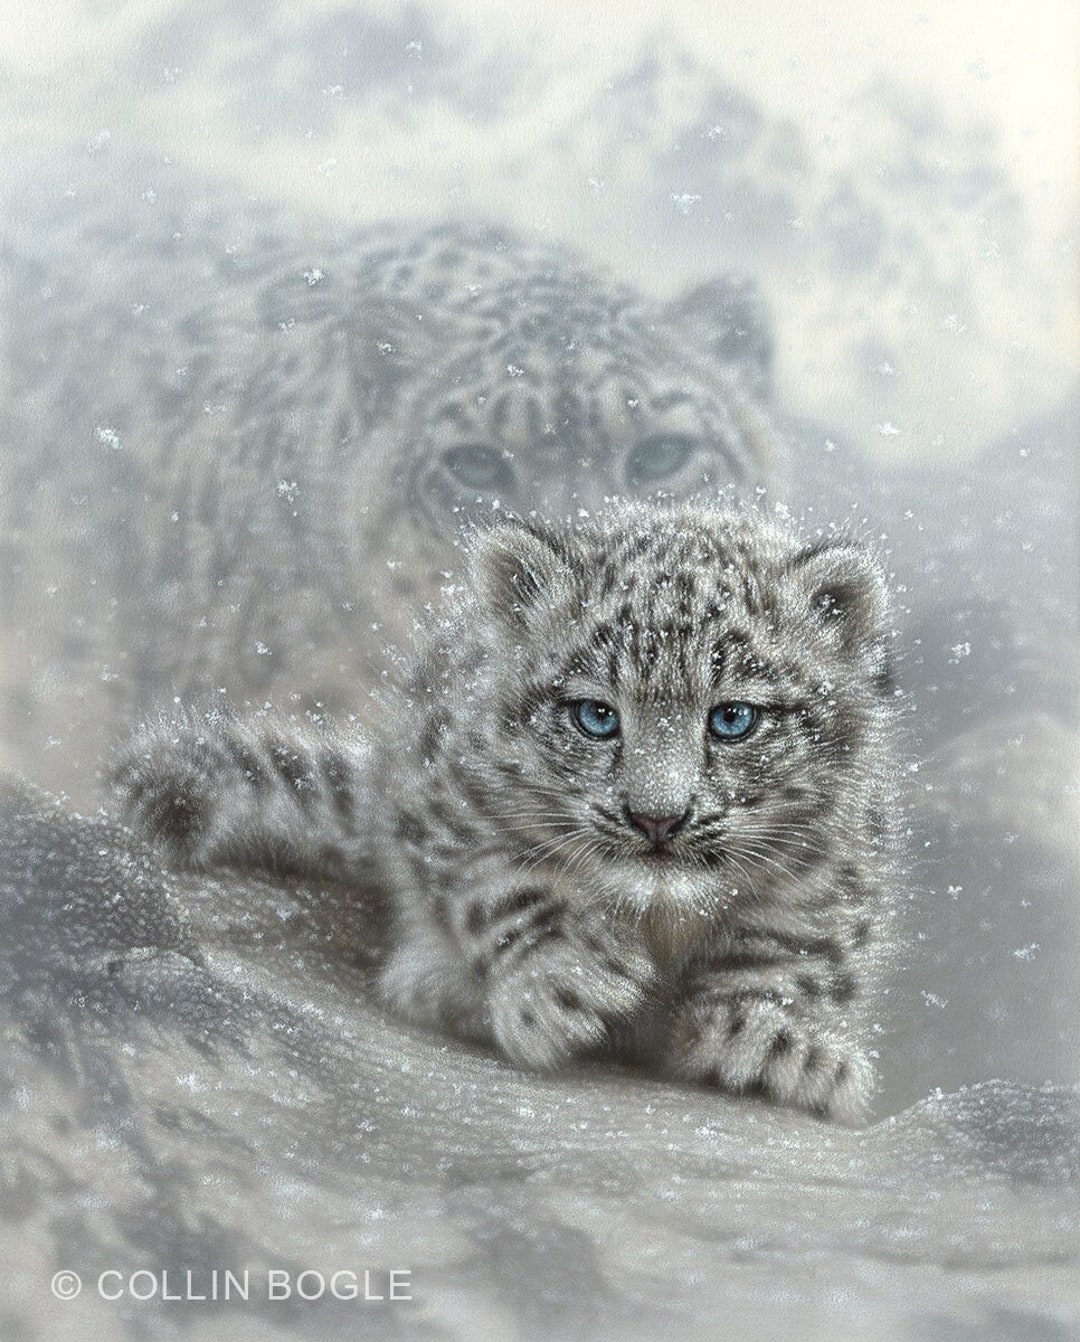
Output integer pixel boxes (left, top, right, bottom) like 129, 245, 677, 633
671, 993, 874, 1124
111, 722, 232, 867
488, 934, 655, 1071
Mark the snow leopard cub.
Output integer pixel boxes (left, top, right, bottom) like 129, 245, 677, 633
114, 502, 897, 1123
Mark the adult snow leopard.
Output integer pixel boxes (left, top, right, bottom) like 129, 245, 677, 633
114, 502, 897, 1123
2, 208, 776, 800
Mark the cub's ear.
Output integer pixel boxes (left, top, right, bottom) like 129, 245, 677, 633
663, 274, 773, 400
786, 538, 891, 662
467, 519, 570, 629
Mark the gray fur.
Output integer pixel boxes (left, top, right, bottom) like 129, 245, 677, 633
4, 214, 777, 801
111, 706, 374, 882
115, 501, 898, 1124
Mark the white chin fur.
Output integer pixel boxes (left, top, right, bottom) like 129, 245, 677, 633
572, 859, 727, 916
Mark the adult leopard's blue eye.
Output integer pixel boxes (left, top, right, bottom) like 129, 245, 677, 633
572, 699, 620, 740
709, 702, 759, 740
625, 433, 694, 486
442, 443, 515, 492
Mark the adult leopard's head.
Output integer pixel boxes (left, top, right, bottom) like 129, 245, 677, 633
354, 242, 780, 565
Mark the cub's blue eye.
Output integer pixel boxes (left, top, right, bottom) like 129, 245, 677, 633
572, 699, 620, 740
709, 702, 759, 740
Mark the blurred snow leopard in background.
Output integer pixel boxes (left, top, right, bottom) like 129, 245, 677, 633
2, 194, 777, 803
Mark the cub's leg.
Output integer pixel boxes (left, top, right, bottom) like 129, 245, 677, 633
668, 930, 875, 1124
378, 842, 656, 1068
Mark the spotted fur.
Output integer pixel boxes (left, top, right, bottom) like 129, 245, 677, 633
3, 218, 777, 798
111, 708, 373, 884
114, 502, 898, 1124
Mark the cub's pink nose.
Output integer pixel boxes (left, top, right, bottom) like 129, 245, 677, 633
627, 811, 688, 844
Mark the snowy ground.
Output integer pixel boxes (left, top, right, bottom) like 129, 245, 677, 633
0, 4, 1077, 1339
2, 775, 1078, 1342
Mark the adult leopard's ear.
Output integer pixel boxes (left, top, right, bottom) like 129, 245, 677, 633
663, 274, 773, 399
786, 538, 892, 669
467, 518, 571, 630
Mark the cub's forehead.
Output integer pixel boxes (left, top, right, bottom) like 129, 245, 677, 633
578, 511, 785, 591
538, 512, 796, 689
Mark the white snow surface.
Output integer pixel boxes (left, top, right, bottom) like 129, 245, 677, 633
1, 776, 1077, 1342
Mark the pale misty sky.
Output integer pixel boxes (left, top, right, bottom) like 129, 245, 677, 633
4, 0, 1076, 228
2, 0, 1076, 458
